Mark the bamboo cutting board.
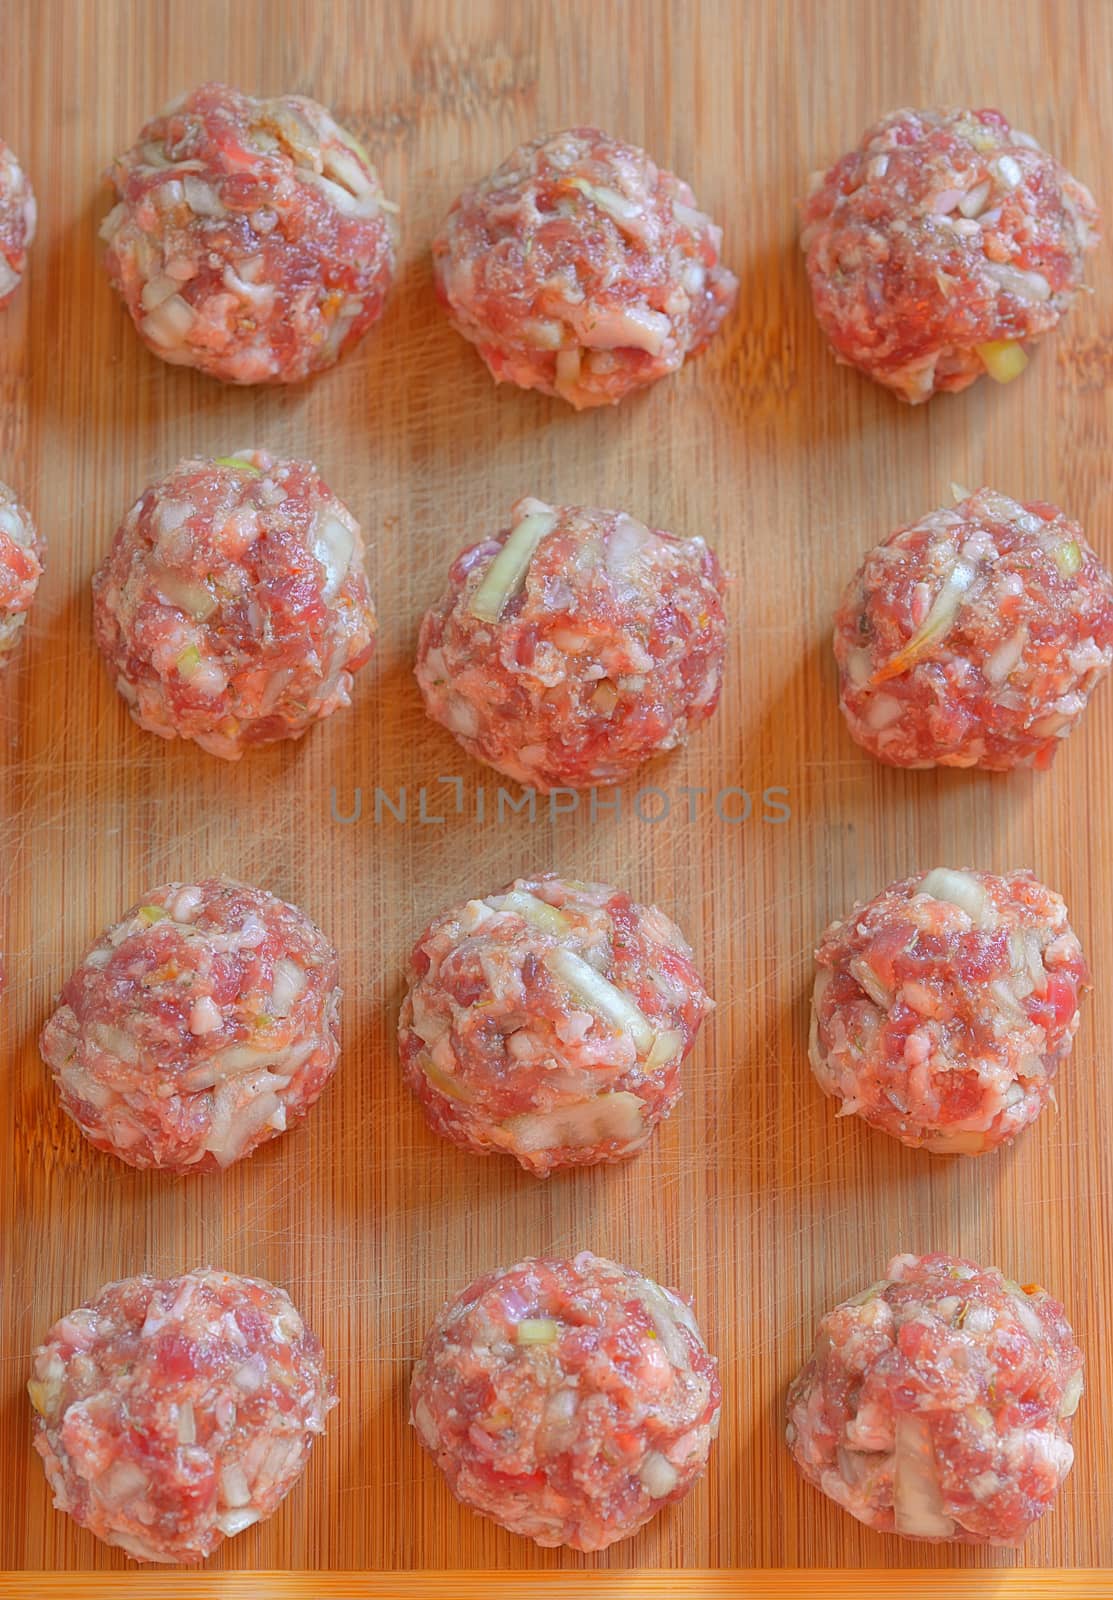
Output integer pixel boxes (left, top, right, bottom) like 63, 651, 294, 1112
2, 0, 1112, 1585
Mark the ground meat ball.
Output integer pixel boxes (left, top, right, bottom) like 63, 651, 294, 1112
415, 496, 727, 790
433, 127, 737, 408
29, 1268, 336, 1563
810, 868, 1088, 1155
92, 451, 376, 759
0, 479, 43, 658
411, 1252, 719, 1550
399, 875, 712, 1176
787, 1253, 1082, 1545
800, 108, 1099, 402
40, 878, 341, 1173
0, 139, 35, 306
101, 82, 396, 384
835, 489, 1113, 770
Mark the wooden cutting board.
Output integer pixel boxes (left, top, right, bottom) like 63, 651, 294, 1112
2, 0, 1111, 1583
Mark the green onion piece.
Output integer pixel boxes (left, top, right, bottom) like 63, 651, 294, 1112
137, 905, 169, 926
1054, 540, 1083, 577
976, 340, 1028, 384
516, 1318, 559, 1344
176, 645, 202, 678
213, 456, 262, 476
873, 558, 977, 682
469, 511, 557, 623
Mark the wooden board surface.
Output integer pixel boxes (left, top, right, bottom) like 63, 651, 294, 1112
5, 1576, 1113, 1600
2, 0, 1112, 1579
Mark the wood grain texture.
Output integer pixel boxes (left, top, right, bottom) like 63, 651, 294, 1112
4, 1577, 1113, 1600
1, 0, 1112, 1579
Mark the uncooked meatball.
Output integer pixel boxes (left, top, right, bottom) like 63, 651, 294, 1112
433, 127, 737, 408
0, 139, 35, 306
101, 82, 396, 384
787, 1253, 1083, 1545
399, 875, 712, 1176
0, 479, 43, 658
801, 108, 1099, 402
415, 496, 727, 790
40, 878, 340, 1172
29, 1268, 335, 1563
411, 1252, 720, 1550
810, 868, 1089, 1154
92, 450, 376, 759
835, 488, 1113, 770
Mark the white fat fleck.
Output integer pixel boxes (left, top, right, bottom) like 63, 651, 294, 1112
189, 995, 224, 1036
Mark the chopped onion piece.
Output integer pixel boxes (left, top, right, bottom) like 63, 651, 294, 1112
270, 957, 307, 1018
215, 1507, 262, 1537
976, 339, 1029, 383
543, 948, 655, 1051
515, 1318, 559, 1344
420, 1052, 479, 1104
220, 1462, 252, 1508
916, 868, 992, 928
849, 956, 891, 1008
984, 626, 1029, 685
95, 1459, 150, 1508
1059, 1368, 1084, 1418
958, 180, 991, 218
644, 1028, 684, 1070
27, 1377, 60, 1417
491, 890, 571, 935
501, 1091, 645, 1152
568, 177, 642, 226
983, 263, 1051, 302
873, 558, 977, 681
176, 1400, 196, 1444
638, 1450, 680, 1497
152, 567, 218, 621
312, 514, 355, 600
893, 1414, 954, 1538
468, 511, 557, 623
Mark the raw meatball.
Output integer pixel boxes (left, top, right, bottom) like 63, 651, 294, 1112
40, 878, 340, 1173
411, 1252, 720, 1550
835, 488, 1113, 770
415, 496, 727, 790
433, 127, 737, 408
399, 875, 712, 1176
92, 450, 376, 759
801, 108, 1099, 402
0, 139, 35, 306
29, 1268, 335, 1563
0, 479, 43, 658
101, 82, 396, 384
786, 1252, 1082, 1545
810, 867, 1088, 1155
